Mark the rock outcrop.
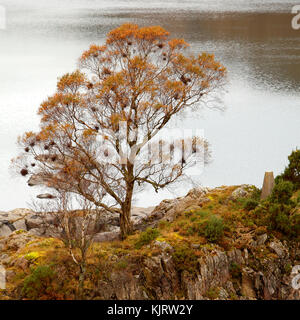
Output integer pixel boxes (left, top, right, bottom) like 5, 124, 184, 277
2, 230, 297, 300
1, 185, 299, 300
0, 186, 211, 241
0, 206, 155, 242
92, 239, 300, 300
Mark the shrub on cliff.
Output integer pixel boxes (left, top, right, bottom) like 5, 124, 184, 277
275, 149, 300, 190
270, 180, 294, 204
243, 199, 259, 211
204, 215, 224, 243
172, 244, 198, 274
21, 265, 56, 299
255, 180, 298, 238
135, 228, 160, 249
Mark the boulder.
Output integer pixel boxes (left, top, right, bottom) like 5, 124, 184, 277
257, 233, 268, 246
25, 214, 44, 229
269, 241, 287, 258
0, 253, 9, 264
218, 287, 229, 300
93, 230, 120, 242
153, 240, 173, 251
230, 185, 254, 200
1, 231, 37, 252
28, 228, 45, 237
0, 223, 13, 238
13, 219, 27, 231
0, 209, 32, 235
186, 187, 210, 200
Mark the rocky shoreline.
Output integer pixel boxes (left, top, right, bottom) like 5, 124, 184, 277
0, 186, 212, 242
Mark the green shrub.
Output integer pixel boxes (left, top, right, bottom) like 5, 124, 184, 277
158, 220, 171, 230
115, 259, 128, 270
284, 263, 292, 274
250, 187, 262, 201
205, 287, 219, 300
195, 211, 210, 218
243, 199, 259, 211
135, 228, 159, 249
187, 226, 195, 235
229, 262, 242, 280
172, 244, 198, 274
270, 180, 294, 204
253, 151, 300, 239
204, 215, 224, 243
21, 265, 56, 299
276, 149, 300, 189
265, 180, 296, 236
268, 203, 293, 235
254, 185, 298, 238
290, 212, 300, 237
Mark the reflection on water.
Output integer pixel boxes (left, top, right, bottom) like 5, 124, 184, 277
0, 0, 299, 210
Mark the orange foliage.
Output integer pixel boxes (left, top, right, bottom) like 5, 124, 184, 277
57, 70, 85, 92
80, 44, 107, 61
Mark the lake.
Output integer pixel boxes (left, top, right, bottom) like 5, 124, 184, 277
0, 0, 299, 210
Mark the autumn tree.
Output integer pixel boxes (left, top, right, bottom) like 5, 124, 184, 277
14, 23, 226, 238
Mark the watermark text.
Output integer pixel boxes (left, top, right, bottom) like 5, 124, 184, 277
292, 5, 300, 30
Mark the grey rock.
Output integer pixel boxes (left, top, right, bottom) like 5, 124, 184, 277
257, 233, 268, 246
25, 214, 44, 229
269, 241, 286, 258
244, 248, 249, 262
154, 240, 173, 251
93, 230, 120, 242
186, 187, 210, 200
13, 219, 27, 231
0, 223, 13, 237
6, 270, 16, 282
1, 231, 36, 253
241, 269, 256, 299
227, 249, 244, 265
28, 228, 45, 237
230, 185, 255, 200
218, 287, 229, 300
0, 253, 9, 263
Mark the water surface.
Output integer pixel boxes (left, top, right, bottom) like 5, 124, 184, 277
0, 0, 299, 210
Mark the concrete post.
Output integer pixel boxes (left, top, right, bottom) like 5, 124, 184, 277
260, 171, 275, 200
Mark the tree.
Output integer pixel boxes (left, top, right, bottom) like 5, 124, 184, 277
32, 192, 102, 299
13, 23, 226, 238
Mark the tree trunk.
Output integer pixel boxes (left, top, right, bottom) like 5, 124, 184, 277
120, 182, 134, 239
77, 248, 87, 300
77, 263, 86, 300
120, 208, 133, 239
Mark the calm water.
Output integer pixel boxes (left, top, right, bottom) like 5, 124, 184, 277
0, 0, 300, 210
